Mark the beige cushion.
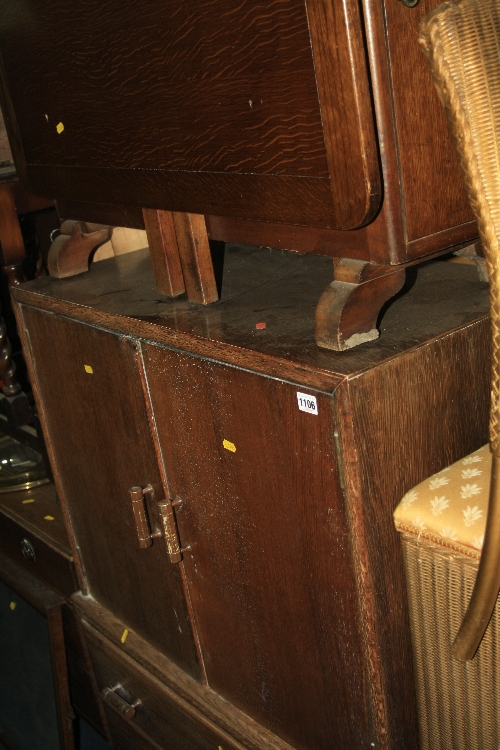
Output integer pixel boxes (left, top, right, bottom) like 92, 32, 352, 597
394, 444, 492, 560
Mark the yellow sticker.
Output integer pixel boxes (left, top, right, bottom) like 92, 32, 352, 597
121, 629, 129, 643
84, 365, 93, 374
22, 498, 35, 504
44, 515, 55, 521
9, 601, 16, 611
223, 439, 236, 453
56, 121, 64, 134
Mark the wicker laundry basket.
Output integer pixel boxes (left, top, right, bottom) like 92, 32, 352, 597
395, 445, 500, 749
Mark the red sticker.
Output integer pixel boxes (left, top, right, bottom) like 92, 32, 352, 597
255, 322, 266, 330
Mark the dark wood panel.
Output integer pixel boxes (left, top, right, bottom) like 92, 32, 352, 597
103, 711, 162, 750
86, 624, 247, 750
142, 349, 369, 750
0, 513, 76, 598
1, 0, 327, 176
341, 320, 490, 749
305, 0, 380, 228
76, 595, 295, 750
0, 0, 379, 229
25, 165, 337, 228
20, 309, 200, 678
383, 0, 473, 242
56, 200, 146, 230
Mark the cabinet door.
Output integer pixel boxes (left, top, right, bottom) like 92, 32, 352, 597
21, 307, 200, 679
142, 344, 369, 750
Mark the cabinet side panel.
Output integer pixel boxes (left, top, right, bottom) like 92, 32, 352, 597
382, 0, 473, 242
343, 320, 490, 749
21, 307, 200, 679
142, 345, 371, 750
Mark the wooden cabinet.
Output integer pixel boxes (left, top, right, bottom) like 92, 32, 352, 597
20, 309, 200, 677
12, 246, 492, 749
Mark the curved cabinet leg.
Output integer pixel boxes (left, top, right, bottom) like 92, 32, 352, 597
47, 220, 112, 278
315, 259, 406, 351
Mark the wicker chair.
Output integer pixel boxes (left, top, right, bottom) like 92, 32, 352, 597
394, 0, 500, 746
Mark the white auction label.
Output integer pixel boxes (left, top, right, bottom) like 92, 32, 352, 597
296, 392, 318, 415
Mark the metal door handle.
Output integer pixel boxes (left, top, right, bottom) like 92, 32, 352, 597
102, 684, 141, 719
128, 484, 160, 548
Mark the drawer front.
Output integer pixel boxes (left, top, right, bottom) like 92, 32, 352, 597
104, 709, 162, 750
84, 623, 246, 750
0, 512, 76, 597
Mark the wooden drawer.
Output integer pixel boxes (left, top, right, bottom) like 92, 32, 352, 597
0, 511, 76, 597
83, 621, 247, 750
104, 710, 163, 750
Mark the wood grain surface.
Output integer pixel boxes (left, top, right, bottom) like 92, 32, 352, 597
20, 310, 201, 678
0, 0, 378, 229
381, 0, 473, 242
0, 483, 70, 556
339, 323, 490, 748
142, 349, 368, 750
86, 623, 248, 750
15, 246, 492, 749
13, 246, 491, 389
76, 595, 297, 750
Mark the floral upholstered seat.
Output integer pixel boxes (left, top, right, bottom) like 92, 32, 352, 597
394, 445, 491, 561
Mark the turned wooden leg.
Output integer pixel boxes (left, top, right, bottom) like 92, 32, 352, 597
315, 259, 406, 351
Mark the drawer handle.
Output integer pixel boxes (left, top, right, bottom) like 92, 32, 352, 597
128, 485, 160, 548
102, 684, 141, 719
21, 538, 36, 563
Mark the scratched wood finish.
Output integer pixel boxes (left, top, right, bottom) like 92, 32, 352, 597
12, 246, 491, 388
334, 325, 490, 748
13, 248, 492, 749
380, 0, 473, 243
86, 623, 248, 750
0, 0, 379, 230
141, 348, 368, 750
19, 310, 200, 678
75, 594, 296, 750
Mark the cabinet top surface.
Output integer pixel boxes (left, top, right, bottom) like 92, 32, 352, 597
0, 482, 71, 557
14, 246, 489, 391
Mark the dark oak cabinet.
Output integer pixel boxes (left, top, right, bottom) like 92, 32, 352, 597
12, 247, 492, 749
21, 309, 199, 678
